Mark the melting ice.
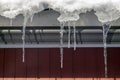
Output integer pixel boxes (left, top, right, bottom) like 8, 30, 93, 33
60, 22, 65, 68
68, 22, 71, 48
22, 14, 28, 62
102, 24, 111, 77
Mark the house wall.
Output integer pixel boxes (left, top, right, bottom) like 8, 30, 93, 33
0, 48, 120, 80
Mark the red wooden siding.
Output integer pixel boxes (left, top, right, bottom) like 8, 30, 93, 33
108, 48, 120, 77
50, 48, 61, 77
0, 49, 4, 80
38, 48, 50, 80
0, 48, 120, 80
4, 49, 16, 80
15, 48, 27, 80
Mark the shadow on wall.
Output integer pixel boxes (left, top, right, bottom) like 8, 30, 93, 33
1, 10, 120, 26
0, 48, 120, 78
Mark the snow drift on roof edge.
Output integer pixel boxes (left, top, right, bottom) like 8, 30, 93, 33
0, 0, 120, 23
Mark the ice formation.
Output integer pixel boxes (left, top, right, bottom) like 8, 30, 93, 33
0, 0, 120, 22
68, 22, 71, 48
1, 0, 120, 75
60, 22, 65, 68
102, 24, 111, 78
22, 14, 28, 62
73, 22, 77, 51
1, 0, 120, 23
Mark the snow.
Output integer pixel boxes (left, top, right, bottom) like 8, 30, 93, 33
0, 0, 46, 19
94, 2, 120, 23
0, 0, 120, 23
57, 12, 79, 23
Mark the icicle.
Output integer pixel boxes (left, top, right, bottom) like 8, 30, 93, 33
73, 22, 76, 50
102, 24, 111, 78
68, 22, 71, 48
10, 7, 13, 26
60, 22, 65, 68
30, 14, 34, 23
22, 14, 28, 62
10, 19, 13, 26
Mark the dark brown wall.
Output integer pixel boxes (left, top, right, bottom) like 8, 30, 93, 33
0, 48, 120, 78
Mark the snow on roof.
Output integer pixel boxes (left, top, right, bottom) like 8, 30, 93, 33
0, 0, 120, 23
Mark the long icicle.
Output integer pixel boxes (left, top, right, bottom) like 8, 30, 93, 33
60, 22, 64, 68
10, 6, 13, 26
30, 14, 34, 23
10, 19, 13, 26
73, 22, 76, 50
22, 14, 28, 62
103, 26, 107, 78
68, 22, 71, 48
102, 24, 111, 78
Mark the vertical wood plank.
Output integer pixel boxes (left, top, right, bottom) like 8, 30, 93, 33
15, 48, 27, 80
73, 48, 105, 78
95, 48, 105, 77
85, 48, 104, 77
38, 48, 50, 80
84, 48, 96, 77
73, 48, 86, 77
26, 48, 38, 80
50, 48, 61, 80
62, 48, 74, 80
4, 48, 16, 80
108, 48, 120, 77
0, 49, 4, 80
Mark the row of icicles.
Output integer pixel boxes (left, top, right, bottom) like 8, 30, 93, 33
61, 22, 111, 78
60, 21, 77, 68
10, 16, 111, 78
